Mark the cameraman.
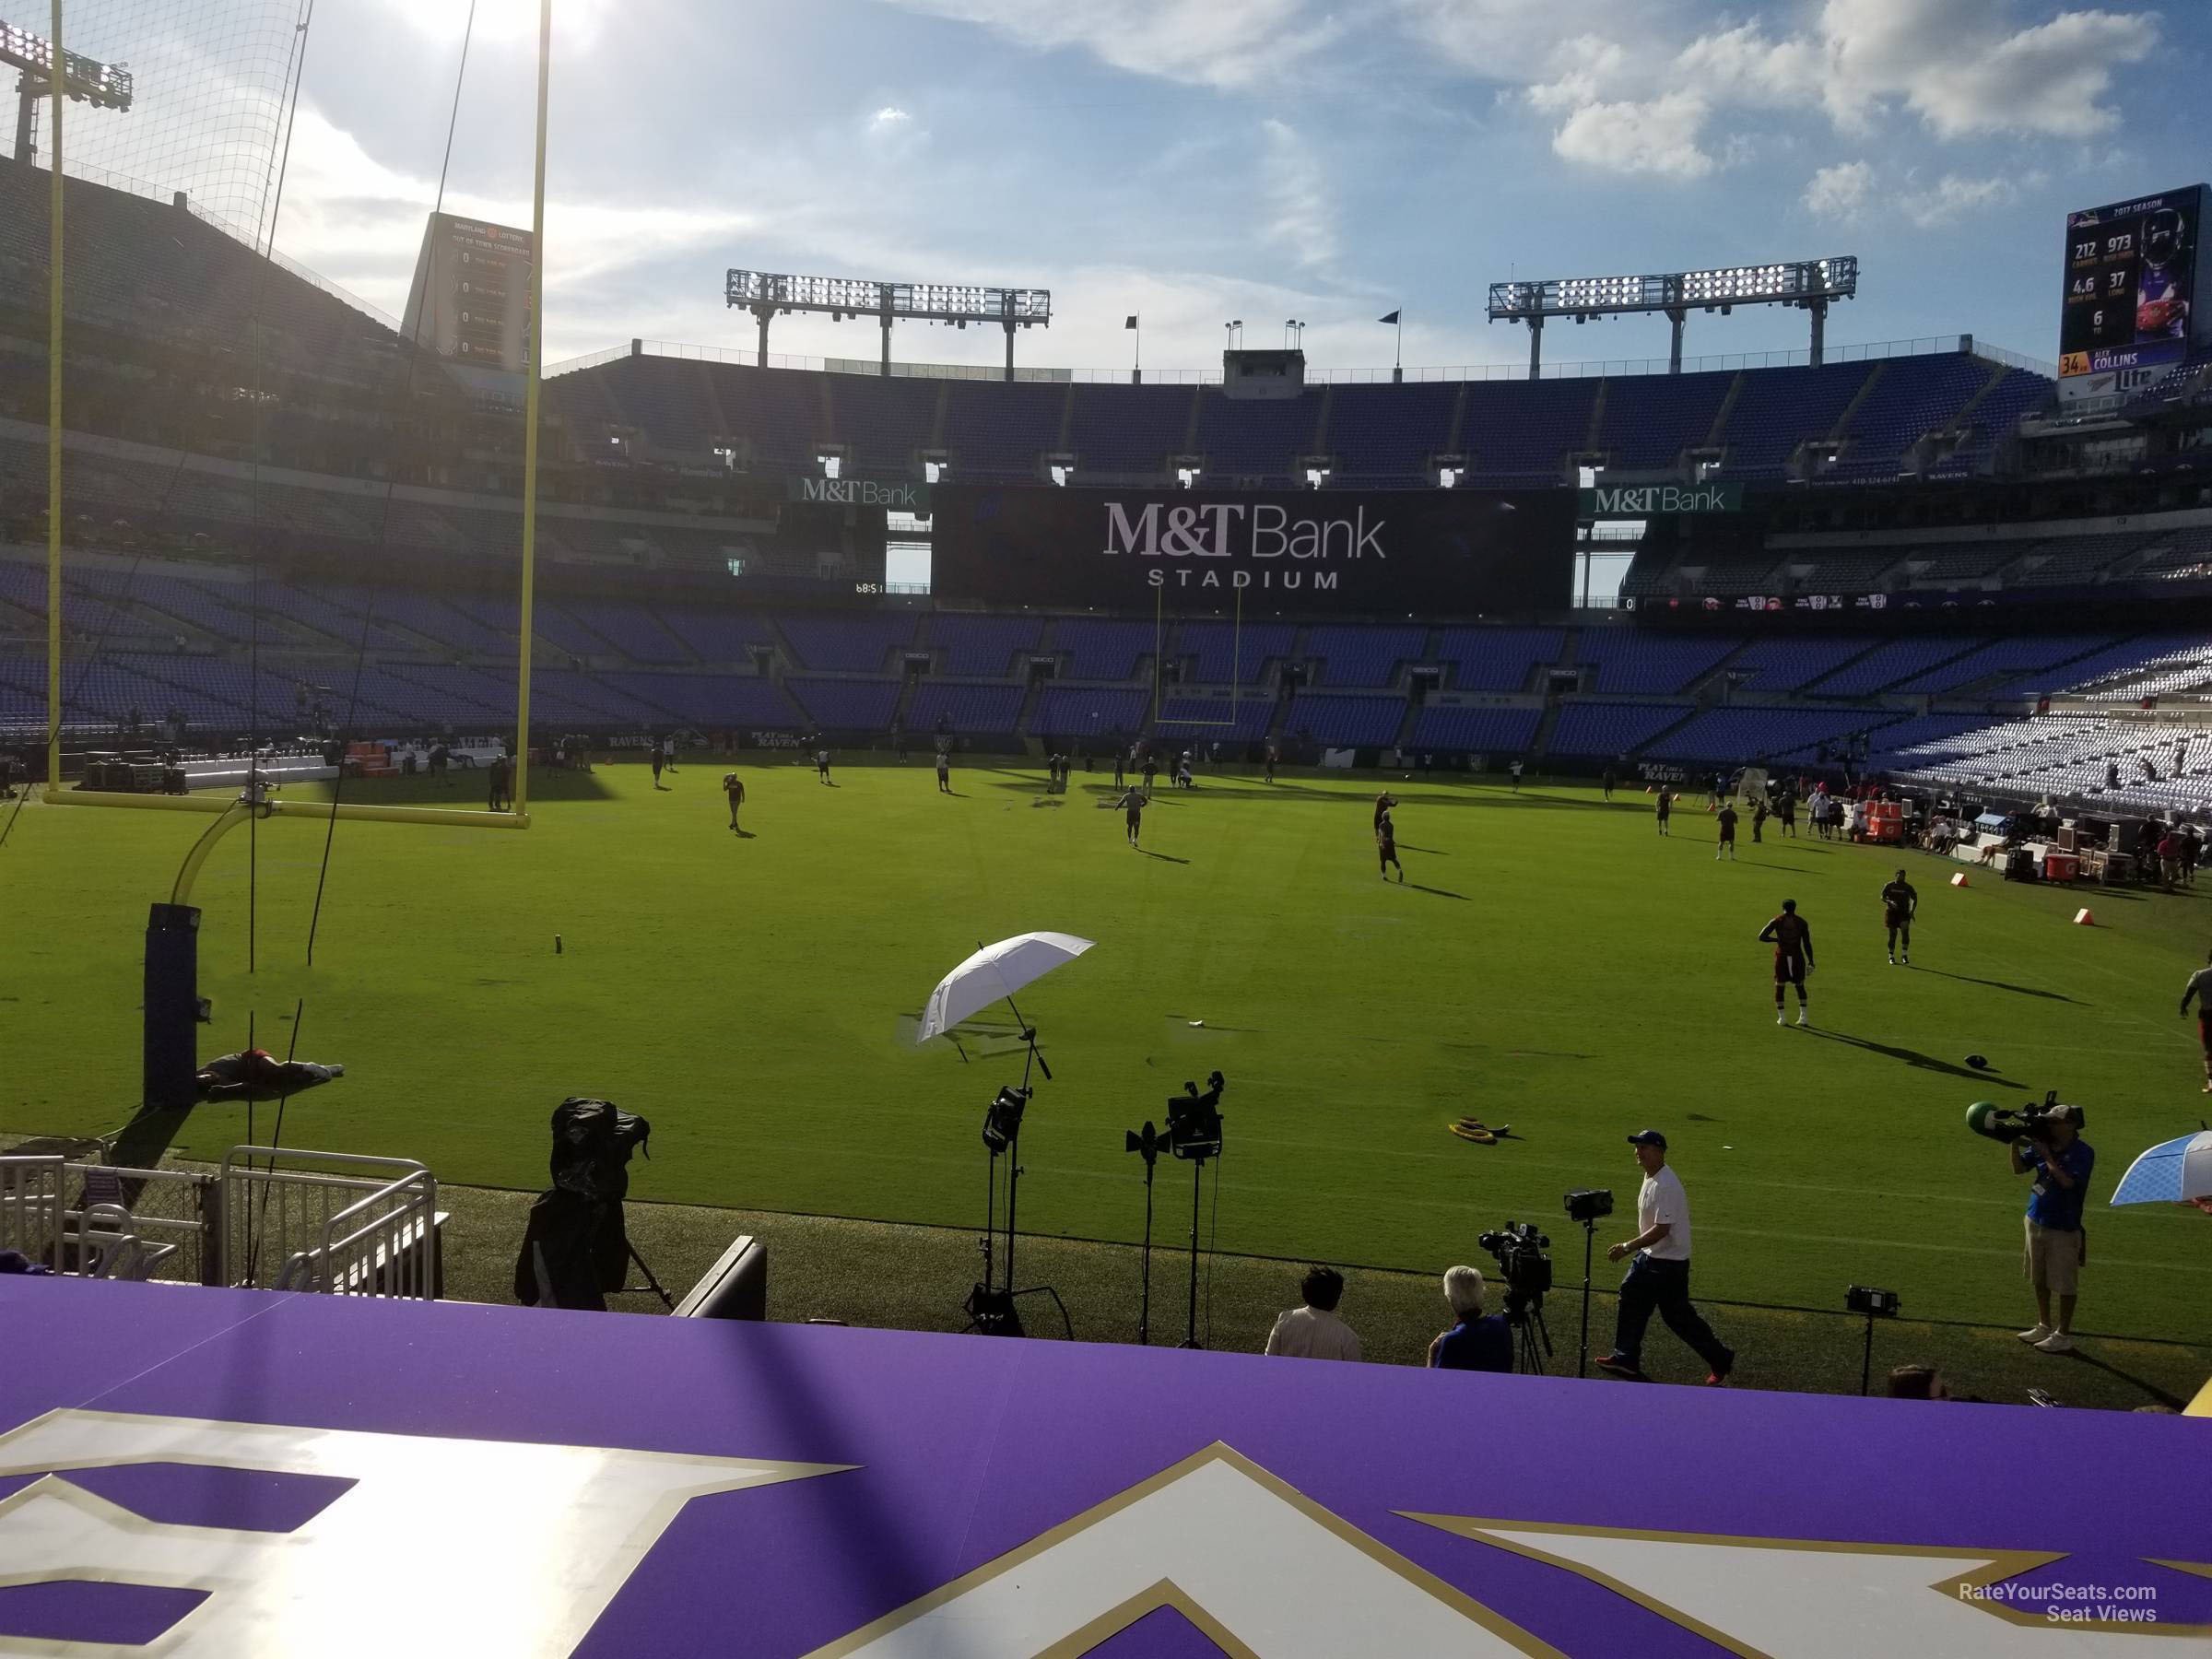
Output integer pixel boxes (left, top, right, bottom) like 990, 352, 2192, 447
1428, 1265, 1511, 1374
2011, 1106, 2094, 1355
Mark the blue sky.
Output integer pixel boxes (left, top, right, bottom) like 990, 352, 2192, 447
55, 0, 2206, 374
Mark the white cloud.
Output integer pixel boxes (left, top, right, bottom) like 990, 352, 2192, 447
876, 0, 1343, 89
870, 107, 914, 131
1796, 0, 2159, 138
1549, 92, 1715, 180
1898, 171, 2020, 227
1258, 119, 1337, 268
1406, 0, 2165, 181
1525, 36, 1631, 114
269, 103, 749, 360
1804, 159, 1875, 220
1673, 21, 1823, 108
374, 0, 618, 49
1397, 0, 1668, 85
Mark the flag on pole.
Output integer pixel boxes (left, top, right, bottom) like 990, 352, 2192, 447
1125, 315, 1138, 328
1378, 310, 1401, 325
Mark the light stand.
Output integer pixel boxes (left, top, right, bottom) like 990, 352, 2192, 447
1166, 1075, 1225, 1349
960, 991, 1071, 1339
1562, 1188, 1616, 1379
1178, 1146, 1213, 1349
1575, 1215, 1599, 1379
1124, 1119, 1168, 1344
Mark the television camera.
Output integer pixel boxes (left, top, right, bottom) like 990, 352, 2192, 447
1477, 1220, 1553, 1313
1966, 1092, 2085, 1145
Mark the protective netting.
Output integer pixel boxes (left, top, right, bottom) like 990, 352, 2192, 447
1, 0, 545, 777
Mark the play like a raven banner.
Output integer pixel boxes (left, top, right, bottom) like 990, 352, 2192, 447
931, 485, 1575, 613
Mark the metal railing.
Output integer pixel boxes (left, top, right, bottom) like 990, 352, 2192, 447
544, 333, 2055, 388
221, 1148, 441, 1300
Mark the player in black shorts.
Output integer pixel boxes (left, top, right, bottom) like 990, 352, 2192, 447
1880, 868, 1918, 965
1655, 788, 1672, 837
1377, 807, 1404, 881
1715, 804, 1738, 861
1115, 785, 1147, 847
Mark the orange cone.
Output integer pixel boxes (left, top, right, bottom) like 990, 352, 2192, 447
2073, 908, 2096, 926
1950, 872, 1970, 888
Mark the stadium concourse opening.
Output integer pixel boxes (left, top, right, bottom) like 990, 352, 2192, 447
3, 4, 2212, 1646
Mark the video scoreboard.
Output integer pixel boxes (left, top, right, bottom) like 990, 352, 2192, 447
400, 213, 535, 371
2058, 184, 2204, 387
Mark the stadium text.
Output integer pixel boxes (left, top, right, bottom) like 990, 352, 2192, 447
1146, 568, 1337, 590
1102, 501, 1386, 561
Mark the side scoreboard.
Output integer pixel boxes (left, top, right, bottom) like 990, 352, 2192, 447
400, 212, 535, 371
2058, 184, 2204, 382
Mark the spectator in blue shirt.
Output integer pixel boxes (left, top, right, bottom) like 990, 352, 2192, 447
2010, 1108, 2094, 1355
1428, 1265, 1512, 1374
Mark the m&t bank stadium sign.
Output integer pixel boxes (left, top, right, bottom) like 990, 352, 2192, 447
1579, 483, 1743, 517
929, 485, 1578, 613
785, 476, 932, 511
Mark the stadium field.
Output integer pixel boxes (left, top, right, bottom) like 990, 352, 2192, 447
3, 759, 2206, 1344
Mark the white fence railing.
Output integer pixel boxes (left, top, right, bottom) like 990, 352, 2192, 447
3, 1150, 440, 1295
222, 1148, 441, 1300
0, 1155, 64, 1267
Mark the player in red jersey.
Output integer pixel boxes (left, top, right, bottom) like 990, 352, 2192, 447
1759, 899, 1814, 1027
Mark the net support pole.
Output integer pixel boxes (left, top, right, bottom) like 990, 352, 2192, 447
512, 0, 551, 818
42, 0, 63, 800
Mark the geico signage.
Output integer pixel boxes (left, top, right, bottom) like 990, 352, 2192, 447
1578, 484, 1742, 517
788, 476, 930, 510
1102, 501, 1383, 591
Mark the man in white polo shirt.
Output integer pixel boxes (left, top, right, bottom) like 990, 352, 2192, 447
1263, 1265, 1362, 1361
1594, 1129, 1735, 1385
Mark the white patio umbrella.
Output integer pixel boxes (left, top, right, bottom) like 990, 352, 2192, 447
2110, 1130, 2212, 1207
917, 932, 1095, 1045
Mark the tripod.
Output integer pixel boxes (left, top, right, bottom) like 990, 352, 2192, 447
622, 1240, 675, 1311
1506, 1295, 1553, 1375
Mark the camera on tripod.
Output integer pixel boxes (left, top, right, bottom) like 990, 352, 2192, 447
1167, 1071, 1225, 1160
1477, 1220, 1553, 1313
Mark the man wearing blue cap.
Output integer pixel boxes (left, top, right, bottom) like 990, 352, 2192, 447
1595, 1129, 1735, 1385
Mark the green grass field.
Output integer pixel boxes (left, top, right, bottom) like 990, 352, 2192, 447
5, 757, 2208, 1346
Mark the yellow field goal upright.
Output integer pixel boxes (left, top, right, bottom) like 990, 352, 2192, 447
1149, 582, 1251, 733
35, 0, 555, 841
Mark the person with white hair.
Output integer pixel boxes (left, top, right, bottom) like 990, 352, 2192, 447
1427, 1265, 1512, 1373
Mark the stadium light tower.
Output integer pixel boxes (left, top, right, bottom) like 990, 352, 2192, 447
1, 20, 132, 165
724, 270, 1051, 382
1487, 257, 1858, 377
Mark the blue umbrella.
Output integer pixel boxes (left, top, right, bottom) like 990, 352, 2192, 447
2110, 1130, 2212, 1206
